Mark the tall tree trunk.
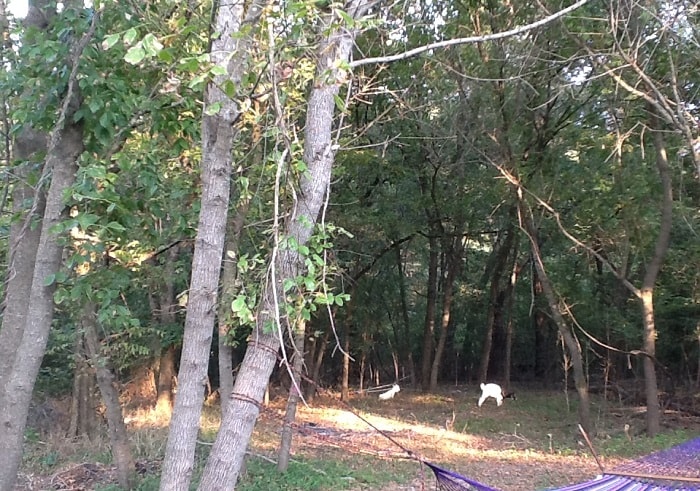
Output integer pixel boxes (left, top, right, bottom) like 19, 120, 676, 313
82, 303, 136, 490
277, 319, 306, 472
197, 4, 373, 486
478, 227, 514, 382
430, 236, 462, 391
395, 246, 416, 386
0, 0, 52, 415
341, 307, 352, 401
518, 196, 593, 435
159, 2, 266, 489
218, 194, 250, 418
0, 6, 92, 483
501, 248, 520, 388
420, 236, 438, 391
154, 245, 180, 416
0, 130, 46, 394
639, 108, 673, 436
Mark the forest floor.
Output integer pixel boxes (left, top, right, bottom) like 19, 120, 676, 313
15, 385, 700, 490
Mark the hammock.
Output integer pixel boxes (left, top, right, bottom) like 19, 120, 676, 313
427, 437, 700, 491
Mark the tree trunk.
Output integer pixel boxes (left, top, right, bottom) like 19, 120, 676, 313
341, 311, 352, 401
0, 5, 91, 477
0, 0, 53, 416
501, 249, 520, 388
430, 237, 462, 391
197, 4, 373, 486
518, 196, 593, 435
68, 335, 99, 440
83, 303, 136, 490
154, 245, 180, 416
0, 129, 46, 395
478, 228, 514, 383
306, 327, 330, 401
0, 119, 84, 488
159, 2, 265, 489
395, 246, 416, 386
420, 236, 438, 391
639, 108, 673, 436
155, 346, 177, 416
277, 319, 306, 472
218, 194, 250, 418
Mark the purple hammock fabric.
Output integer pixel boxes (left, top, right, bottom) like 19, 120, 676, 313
427, 437, 700, 491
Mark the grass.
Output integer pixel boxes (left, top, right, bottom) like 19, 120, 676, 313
18, 387, 700, 491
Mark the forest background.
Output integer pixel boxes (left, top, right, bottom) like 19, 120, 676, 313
0, 0, 698, 489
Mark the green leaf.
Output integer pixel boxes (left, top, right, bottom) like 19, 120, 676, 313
304, 278, 315, 291
124, 46, 145, 65
43, 273, 56, 286
333, 94, 346, 112
231, 295, 247, 313
101, 33, 121, 51
205, 102, 222, 116
283, 278, 296, 292
122, 28, 138, 46
141, 33, 163, 56
210, 65, 227, 76
335, 9, 355, 27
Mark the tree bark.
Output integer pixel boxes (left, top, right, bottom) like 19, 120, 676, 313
0, 129, 46, 395
0, 0, 51, 416
68, 335, 99, 440
306, 326, 330, 400
429, 236, 462, 391
277, 319, 306, 472
197, 3, 373, 486
159, 2, 266, 489
0, 121, 84, 489
639, 108, 673, 436
478, 226, 514, 382
83, 303, 136, 490
154, 245, 179, 416
0, 5, 92, 478
218, 194, 250, 418
395, 246, 416, 386
518, 195, 593, 435
420, 235, 438, 391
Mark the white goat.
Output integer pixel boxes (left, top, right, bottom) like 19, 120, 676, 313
378, 384, 400, 400
477, 383, 515, 407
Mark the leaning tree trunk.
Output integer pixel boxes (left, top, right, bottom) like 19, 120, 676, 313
518, 195, 593, 435
0, 9, 94, 487
158, 2, 266, 489
197, 4, 373, 486
0, 0, 51, 414
82, 303, 136, 490
0, 128, 46, 395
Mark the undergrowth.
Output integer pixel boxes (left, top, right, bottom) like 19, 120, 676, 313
18, 389, 700, 491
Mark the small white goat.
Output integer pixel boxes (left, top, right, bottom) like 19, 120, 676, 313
478, 383, 515, 407
378, 384, 400, 400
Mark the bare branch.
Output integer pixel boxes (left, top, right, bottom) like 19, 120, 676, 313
349, 0, 592, 68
